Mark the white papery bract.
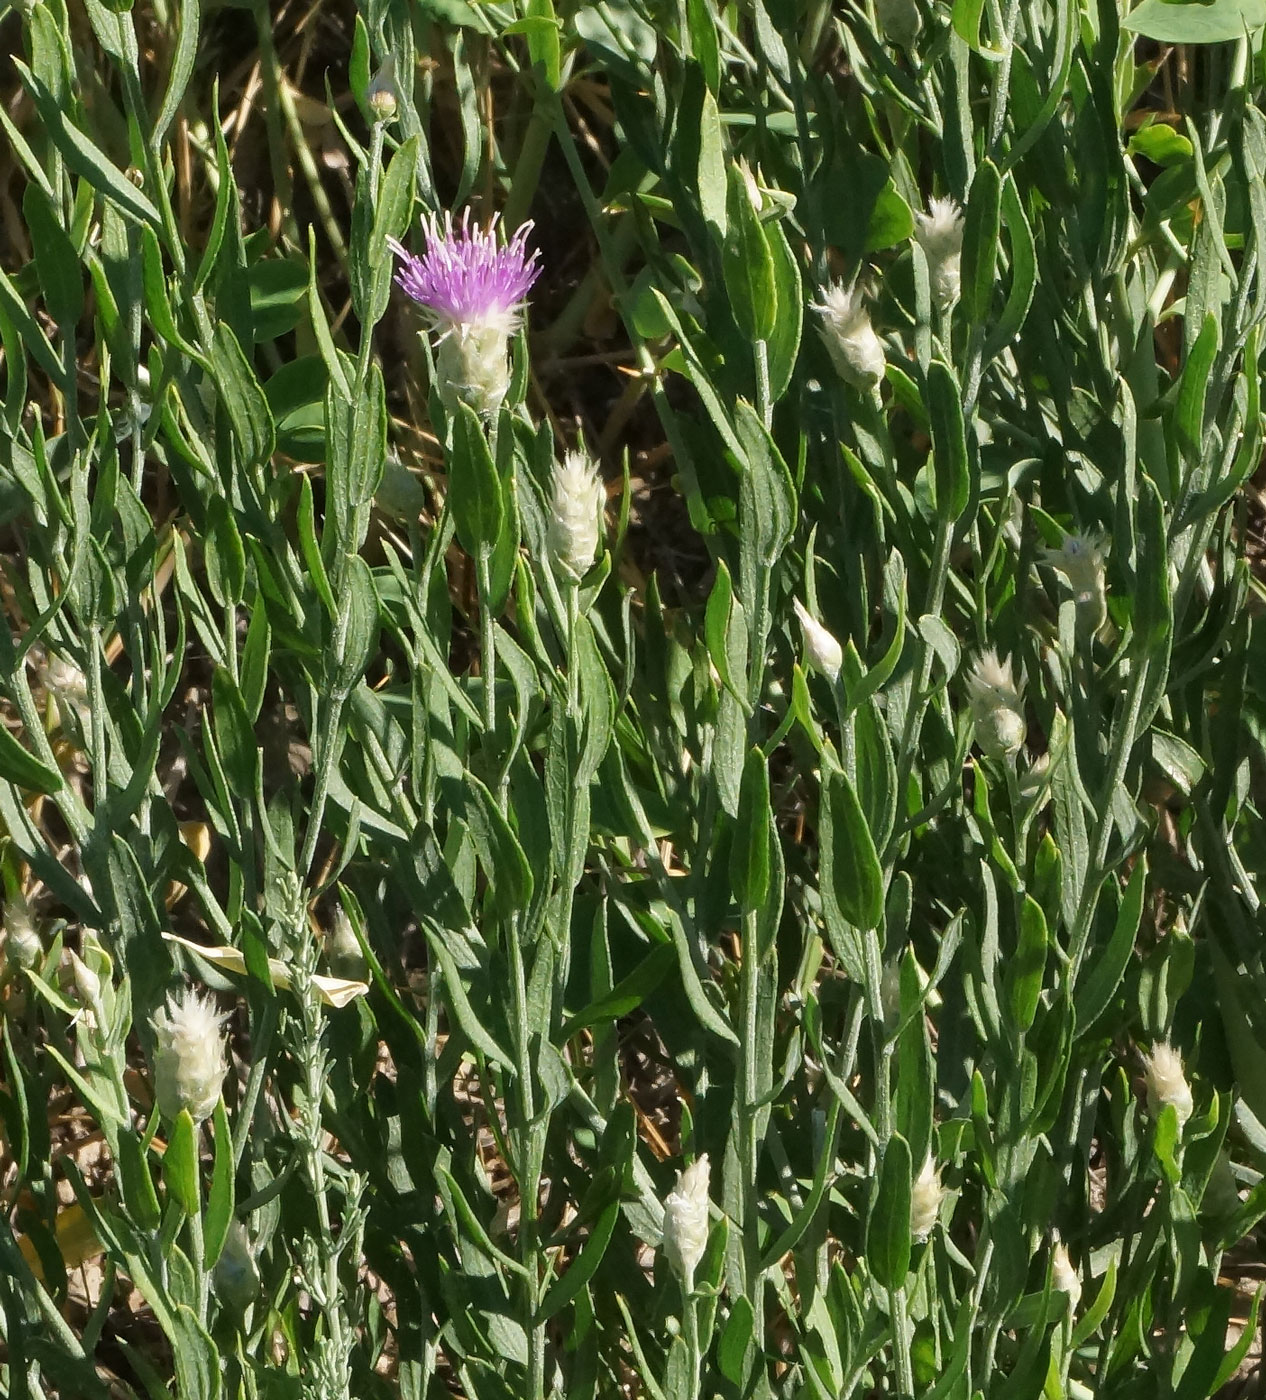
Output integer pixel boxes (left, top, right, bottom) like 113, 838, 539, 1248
1052, 1236, 1082, 1314
661, 1154, 710, 1290
151, 987, 228, 1124
326, 905, 368, 982
548, 451, 605, 579
910, 1156, 945, 1241
1143, 1041, 1193, 1128
813, 281, 886, 391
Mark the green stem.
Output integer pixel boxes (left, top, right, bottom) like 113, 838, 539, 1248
476, 545, 498, 766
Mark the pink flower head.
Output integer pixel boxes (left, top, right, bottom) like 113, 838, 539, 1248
388, 210, 542, 339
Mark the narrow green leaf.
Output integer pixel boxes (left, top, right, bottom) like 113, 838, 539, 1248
163, 1109, 200, 1217
203, 1100, 234, 1268
821, 764, 884, 931
448, 401, 504, 558
928, 360, 970, 523
962, 158, 1002, 325
1006, 895, 1048, 1034
722, 166, 776, 342
731, 748, 772, 916
868, 1132, 912, 1289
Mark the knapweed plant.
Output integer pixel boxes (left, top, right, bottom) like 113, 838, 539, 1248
2, 0, 1266, 1396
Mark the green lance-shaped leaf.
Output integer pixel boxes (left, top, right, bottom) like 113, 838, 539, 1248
731, 747, 773, 916
331, 555, 381, 698
820, 764, 884, 931
962, 157, 1002, 325
722, 165, 777, 343
0, 724, 64, 795
22, 183, 83, 328
164, 1108, 201, 1216
928, 360, 970, 523
1132, 474, 1171, 653
210, 666, 258, 800
203, 1100, 235, 1268
1075, 858, 1147, 1032
868, 1132, 912, 1289
1005, 895, 1048, 1034
448, 400, 504, 559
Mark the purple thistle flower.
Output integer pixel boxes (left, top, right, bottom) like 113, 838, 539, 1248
388, 210, 542, 339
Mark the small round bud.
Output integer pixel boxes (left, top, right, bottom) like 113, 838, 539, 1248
792, 599, 843, 682
1143, 1041, 1193, 1128
661, 1154, 710, 1291
326, 905, 368, 982
214, 1219, 261, 1315
876, 0, 922, 48
375, 457, 428, 523
151, 988, 228, 1124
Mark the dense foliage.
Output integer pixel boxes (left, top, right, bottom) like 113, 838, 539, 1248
2, 0, 1266, 1396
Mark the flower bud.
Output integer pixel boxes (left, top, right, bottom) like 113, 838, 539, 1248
375, 457, 428, 523
910, 1156, 944, 1241
214, 1219, 261, 1315
661, 1154, 710, 1290
67, 948, 103, 1020
326, 905, 368, 983
965, 650, 1026, 760
793, 599, 843, 682
813, 281, 885, 391
151, 988, 228, 1124
42, 651, 90, 735
1052, 1236, 1081, 1314
876, 0, 922, 48
1143, 1041, 1193, 1128
547, 451, 605, 579
1044, 531, 1108, 631
3, 894, 42, 970
367, 55, 398, 123
913, 197, 964, 310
